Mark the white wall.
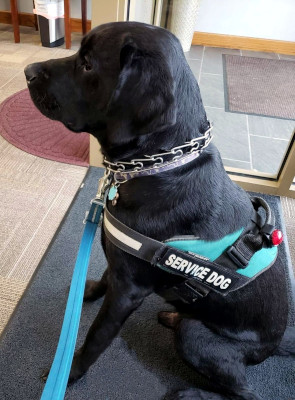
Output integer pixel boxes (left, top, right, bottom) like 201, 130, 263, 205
195, 0, 295, 41
2, 1, 294, 42
0, 0, 92, 19
129, 0, 154, 24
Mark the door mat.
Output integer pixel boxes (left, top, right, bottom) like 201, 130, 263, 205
0, 168, 294, 399
0, 89, 89, 166
223, 55, 295, 121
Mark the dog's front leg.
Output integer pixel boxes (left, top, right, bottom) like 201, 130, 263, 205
69, 275, 150, 383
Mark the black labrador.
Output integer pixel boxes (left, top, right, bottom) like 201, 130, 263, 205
24, 22, 293, 400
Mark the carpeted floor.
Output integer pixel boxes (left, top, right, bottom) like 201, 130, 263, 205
0, 167, 294, 400
0, 135, 87, 335
0, 25, 88, 336
0, 89, 89, 166
224, 55, 295, 120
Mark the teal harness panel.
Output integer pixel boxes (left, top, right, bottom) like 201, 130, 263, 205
166, 228, 244, 261
236, 246, 277, 278
166, 228, 278, 279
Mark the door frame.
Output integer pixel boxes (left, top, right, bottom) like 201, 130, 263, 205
227, 131, 295, 198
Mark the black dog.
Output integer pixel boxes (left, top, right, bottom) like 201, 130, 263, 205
25, 22, 293, 399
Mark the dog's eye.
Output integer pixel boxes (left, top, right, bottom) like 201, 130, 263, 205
83, 63, 92, 72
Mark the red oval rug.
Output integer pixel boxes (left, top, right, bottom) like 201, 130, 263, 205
0, 89, 89, 167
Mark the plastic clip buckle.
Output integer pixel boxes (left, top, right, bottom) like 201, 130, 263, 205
227, 246, 249, 269
173, 280, 209, 304
184, 281, 209, 300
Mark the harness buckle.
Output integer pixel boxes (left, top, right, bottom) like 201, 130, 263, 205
227, 246, 249, 269
173, 280, 210, 303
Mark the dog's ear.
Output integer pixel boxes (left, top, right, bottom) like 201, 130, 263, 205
108, 37, 177, 136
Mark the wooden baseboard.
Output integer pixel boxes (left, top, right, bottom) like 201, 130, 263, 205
70, 18, 91, 33
0, 11, 91, 33
192, 32, 295, 56
0, 10, 37, 28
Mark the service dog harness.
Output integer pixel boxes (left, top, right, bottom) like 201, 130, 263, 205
99, 123, 284, 303
103, 198, 282, 303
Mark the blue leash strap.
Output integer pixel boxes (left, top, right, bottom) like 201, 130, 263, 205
40, 201, 104, 400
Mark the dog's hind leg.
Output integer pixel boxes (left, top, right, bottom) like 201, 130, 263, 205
167, 318, 263, 400
69, 275, 151, 383
273, 326, 295, 356
165, 388, 261, 400
83, 269, 109, 301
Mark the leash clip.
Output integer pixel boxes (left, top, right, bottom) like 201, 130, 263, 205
83, 170, 112, 224
96, 169, 112, 201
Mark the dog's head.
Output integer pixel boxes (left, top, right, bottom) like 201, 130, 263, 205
25, 22, 206, 155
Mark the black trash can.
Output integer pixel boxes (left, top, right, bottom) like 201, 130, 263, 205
35, 0, 65, 48
37, 15, 64, 48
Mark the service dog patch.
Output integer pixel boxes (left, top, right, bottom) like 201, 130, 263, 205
157, 248, 241, 294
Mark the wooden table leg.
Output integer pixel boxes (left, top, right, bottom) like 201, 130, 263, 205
64, 0, 71, 49
32, 0, 38, 30
81, 0, 87, 35
10, 0, 20, 43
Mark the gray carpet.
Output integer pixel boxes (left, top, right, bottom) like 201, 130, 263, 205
224, 55, 295, 120
0, 167, 294, 400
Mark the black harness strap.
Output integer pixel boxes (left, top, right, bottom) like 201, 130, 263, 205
104, 206, 167, 264
153, 246, 246, 295
103, 198, 275, 301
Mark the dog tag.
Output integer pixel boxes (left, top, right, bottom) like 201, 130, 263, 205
108, 185, 118, 201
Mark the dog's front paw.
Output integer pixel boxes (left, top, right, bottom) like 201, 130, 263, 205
68, 352, 87, 384
83, 279, 106, 302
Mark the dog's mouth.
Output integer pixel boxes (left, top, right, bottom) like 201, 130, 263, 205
65, 121, 86, 133
28, 87, 60, 118
28, 87, 87, 133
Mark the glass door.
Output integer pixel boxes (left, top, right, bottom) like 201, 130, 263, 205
157, 0, 295, 198
91, 0, 295, 198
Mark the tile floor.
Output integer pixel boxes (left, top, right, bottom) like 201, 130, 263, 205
185, 46, 295, 176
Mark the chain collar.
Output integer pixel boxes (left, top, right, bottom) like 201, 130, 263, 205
100, 123, 213, 205
104, 122, 213, 183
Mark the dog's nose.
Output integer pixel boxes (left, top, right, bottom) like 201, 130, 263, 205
24, 63, 42, 84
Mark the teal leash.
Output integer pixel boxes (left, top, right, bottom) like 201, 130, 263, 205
40, 172, 111, 400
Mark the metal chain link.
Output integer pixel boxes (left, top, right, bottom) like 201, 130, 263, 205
104, 123, 213, 174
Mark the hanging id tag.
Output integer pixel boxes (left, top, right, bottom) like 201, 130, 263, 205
108, 185, 118, 200
108, 185, 120, 205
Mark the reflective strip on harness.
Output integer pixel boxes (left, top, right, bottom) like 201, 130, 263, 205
104, 216, 142, 251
